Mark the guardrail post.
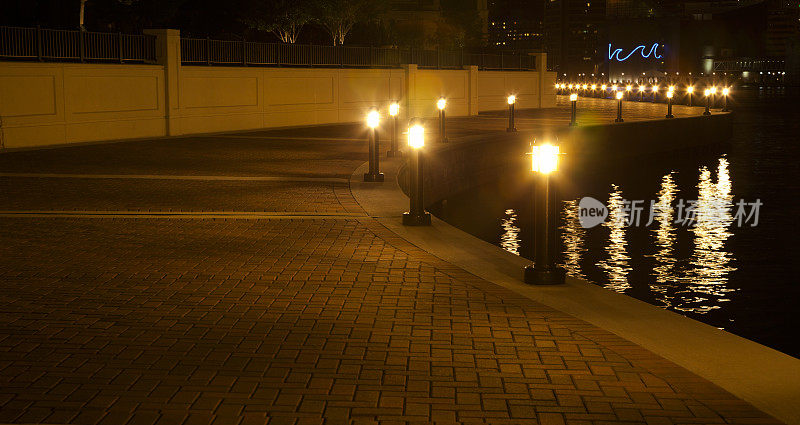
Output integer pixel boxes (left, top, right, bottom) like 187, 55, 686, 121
36, 25, 43, 61
206, 36, 211, 65
118, 32, 124, 63
79, 30, 85, 62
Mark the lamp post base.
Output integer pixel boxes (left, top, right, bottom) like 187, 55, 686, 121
386, 150, 402, 158
665, 114, 674, 119
506, 127, 517, 132
363, 173, 385, 182
703, 111, 711, 116
402, 212, 431, 226
614, 118, 624, 123
524, 265, 566, 285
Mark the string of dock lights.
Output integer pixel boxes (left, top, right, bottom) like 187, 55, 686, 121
554, 81, 732, 122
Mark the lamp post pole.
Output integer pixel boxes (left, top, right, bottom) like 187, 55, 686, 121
403, 122, 431, 226
569, 93, 577, 126
722, 88, 730, 112
687, 87, 693, 107
507, 95, 517, 132
524, 144, 566, 285
704, 89, 711, 116
437, 98, 448, 143
666, 91, 674, 118
363, 108, 384, 182
615, 91, 624, 123
387, 102, 400, 157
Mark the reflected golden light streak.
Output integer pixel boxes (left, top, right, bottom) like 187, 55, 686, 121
676, 157, 737, 314
500, 209, 521, 256
649, 173, 679, 308
560, 199, 587, 280
597, 185, 631, 293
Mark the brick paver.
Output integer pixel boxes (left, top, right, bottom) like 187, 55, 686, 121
0, 100, 776, 425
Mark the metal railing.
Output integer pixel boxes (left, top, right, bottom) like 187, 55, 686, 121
180, 37, 538, 70
0, 26, 156, 63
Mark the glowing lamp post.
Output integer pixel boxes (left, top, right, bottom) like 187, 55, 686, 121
402, 122, 431, 226
524, 143, 566, 286
625, 84, 632, 100
703, 89, 711, 116
591, 84, 597, 98
569, 93, 578, 126
615, 91, 624, 123
436, 97, 448, 143
601, 84, 607, 98
710, 86, 717, 108
507, 95, 517, 132
686, 86, 694, 106
665, 90, 674, 119
363, 108, 384, 182
387, 102, 401, 157
639, 85, 645, 101
721, 87, 730, 112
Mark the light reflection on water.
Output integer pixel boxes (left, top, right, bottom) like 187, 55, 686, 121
502, 156, 738, 316
500, 209, 520, 255
675, 157, 737, 314
596, 185, 632, 293
559, 200, 587, 280
649, 173, 680, 308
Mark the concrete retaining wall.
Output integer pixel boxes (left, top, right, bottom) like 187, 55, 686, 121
0, 29, 555, 149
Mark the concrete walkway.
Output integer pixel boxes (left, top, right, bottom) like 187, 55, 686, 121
0, 100, 785, 425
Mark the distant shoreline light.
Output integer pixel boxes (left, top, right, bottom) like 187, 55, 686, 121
608, 43, 663, 62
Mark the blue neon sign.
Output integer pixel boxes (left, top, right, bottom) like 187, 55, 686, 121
608, 43, 663, 61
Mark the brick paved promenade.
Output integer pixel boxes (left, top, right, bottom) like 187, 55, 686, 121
0, 99, 778, 425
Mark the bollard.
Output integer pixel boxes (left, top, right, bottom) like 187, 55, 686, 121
437, 97, 448, 143
363, 108, 384, 182
507, 95, 517, 132
387, 102, 401, 157
402, 121, 431, 226
615, 91, 624, 122
524, 144, 566, 285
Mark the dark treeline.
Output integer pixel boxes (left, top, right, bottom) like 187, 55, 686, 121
1, 0, 486, 48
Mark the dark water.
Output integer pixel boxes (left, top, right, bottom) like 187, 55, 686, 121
433, 87, 800, 358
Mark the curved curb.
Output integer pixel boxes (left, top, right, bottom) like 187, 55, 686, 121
349, 157, 800, 425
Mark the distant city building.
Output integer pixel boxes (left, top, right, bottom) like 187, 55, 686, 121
544, 0, 607, 76
488, 0, 544, 51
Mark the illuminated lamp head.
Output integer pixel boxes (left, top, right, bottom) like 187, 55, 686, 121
569, 93, 578, 102
582, 84, 588, 90
601, 84, 607, 90
616, 91, 624, 100
612, 84, 618, 91
687, 86, 694, 94
507, 95, 516, 105
666, 91, 673, 99
436, 97, 446, 110
626, 85, 632, 92
389, 102, 399, 117
408, 122, 424, 149
722, 87, 730, 96
591, 84, 597, 90
710, 87, 717, 94
366, 108, 380, 128
530, 143, 560, 174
